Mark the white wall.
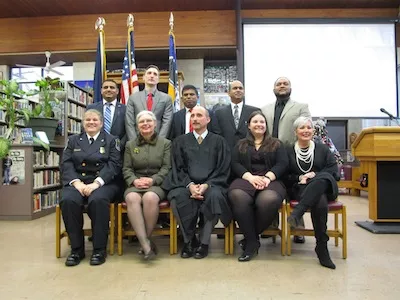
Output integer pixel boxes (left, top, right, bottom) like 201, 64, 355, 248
72, 62, 95, 81
177, 59, 204, 105
0, 65, 10, 80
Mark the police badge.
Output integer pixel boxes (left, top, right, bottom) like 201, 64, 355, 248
115, 139, 121, 151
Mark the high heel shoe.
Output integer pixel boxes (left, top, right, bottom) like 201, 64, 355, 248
150, 239, 158, 255
238, 247, 259, 262
143, 249, 156, 261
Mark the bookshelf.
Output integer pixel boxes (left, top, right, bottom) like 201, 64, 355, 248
0, 83, 92, 220
0, 144, 64, 220
65, 82, 93, 137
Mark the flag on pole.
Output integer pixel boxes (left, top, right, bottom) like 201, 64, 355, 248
168, 13, 180, 112
93, 17, 106, 103
120, 14, 139, 105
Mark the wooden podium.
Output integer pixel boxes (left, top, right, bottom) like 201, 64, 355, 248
352, 127, 400, 222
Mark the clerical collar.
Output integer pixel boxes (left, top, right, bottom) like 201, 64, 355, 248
193, 129, 208, 140
86, 131, 100, 142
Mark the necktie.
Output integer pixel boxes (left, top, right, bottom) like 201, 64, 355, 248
272, 101, 285, 138
89, 137, 94, 145
197, 136, 203, 145
233, 104, 239, 129
104, 103, 112, 134
189, 109, 193, 133
147, 93, 153, 111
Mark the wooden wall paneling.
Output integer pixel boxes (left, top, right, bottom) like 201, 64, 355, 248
0, 11, 236, 54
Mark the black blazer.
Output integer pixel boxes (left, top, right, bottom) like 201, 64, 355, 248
231, 141, 288, 180
87, 101, 127, 149
168, 107, 215, 141
213, 104, 260, 150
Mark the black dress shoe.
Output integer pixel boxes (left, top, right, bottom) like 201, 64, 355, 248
65, 252, 85, 267
181, 242, 194, 258
90, 251, 107, 266
238, 247, 259, 262
294, 235, 306, 244
194, 244, 209, 259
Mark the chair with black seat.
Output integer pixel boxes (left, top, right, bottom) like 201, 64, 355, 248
117, 200, 177, 255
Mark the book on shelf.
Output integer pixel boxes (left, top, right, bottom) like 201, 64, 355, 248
21, 128, 33, 144
33, 150, 60, 167
33, 169, 60, 189
33, 190, 61, 212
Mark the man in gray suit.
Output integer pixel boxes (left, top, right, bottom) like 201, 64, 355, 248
262, 77, 311, 243
125, 65, 173, 141
262, 77, 311, 145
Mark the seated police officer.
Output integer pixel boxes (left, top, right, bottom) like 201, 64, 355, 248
60, 109, 122, 267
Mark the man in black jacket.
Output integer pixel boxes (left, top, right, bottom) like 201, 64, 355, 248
213, 80, 259, 151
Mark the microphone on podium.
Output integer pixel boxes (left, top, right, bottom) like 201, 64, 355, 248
380, 108, 400, 126
380, 108, 396, 120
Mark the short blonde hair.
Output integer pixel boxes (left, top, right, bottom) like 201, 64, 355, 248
85, 109, 103, 122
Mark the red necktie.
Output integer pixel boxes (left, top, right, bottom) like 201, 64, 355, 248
147, 93, 153, 111
189, 109, 193, 132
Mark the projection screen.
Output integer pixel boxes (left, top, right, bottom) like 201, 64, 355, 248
243, 22, 398, 118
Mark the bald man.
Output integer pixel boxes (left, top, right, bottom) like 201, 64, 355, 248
262, 77, 311, 145
213, 80, 260, 151
162, 106, 232, 259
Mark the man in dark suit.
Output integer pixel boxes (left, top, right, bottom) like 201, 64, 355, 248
125, 65, 173, 141
213, 80, 259, 151
168, 84, 214, 141
87, 79, 127, 150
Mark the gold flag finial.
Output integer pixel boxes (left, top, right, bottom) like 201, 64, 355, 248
169, 12, 174, 31
95, 17, 106, 31
127, 14, 134, 28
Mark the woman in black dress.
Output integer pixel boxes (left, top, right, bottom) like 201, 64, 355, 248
228, 111, 288, 262
286, 116, 339, 269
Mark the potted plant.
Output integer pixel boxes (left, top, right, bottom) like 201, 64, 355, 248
28, 77, 65, 142
0, 79, 32, 159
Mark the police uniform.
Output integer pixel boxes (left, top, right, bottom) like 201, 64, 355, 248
60, 131, 122, 255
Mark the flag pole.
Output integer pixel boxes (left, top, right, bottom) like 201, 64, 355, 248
95, 17, 106, 80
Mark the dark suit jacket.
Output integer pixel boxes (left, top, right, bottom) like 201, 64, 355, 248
168, 107, 215, 141
87, 101, 127, 149
61, 131, 122, 186
213, 104, 260, 150
125, 90, 173, 141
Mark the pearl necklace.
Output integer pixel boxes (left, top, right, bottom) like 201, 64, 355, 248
294, 141, 315, 173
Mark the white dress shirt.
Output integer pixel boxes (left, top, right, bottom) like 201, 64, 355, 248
231, 101, 244, 119
103, 99, 117, 123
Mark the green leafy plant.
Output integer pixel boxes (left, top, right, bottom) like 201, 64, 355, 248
31, 77, 63, 118
0, 79, 49, 159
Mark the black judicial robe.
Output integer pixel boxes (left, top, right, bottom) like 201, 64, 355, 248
162, 132, 232, 226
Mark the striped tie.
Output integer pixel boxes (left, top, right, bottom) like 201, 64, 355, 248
104, 103, 112, 134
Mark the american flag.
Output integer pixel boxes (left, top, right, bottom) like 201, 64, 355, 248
120, 28, 139, 105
